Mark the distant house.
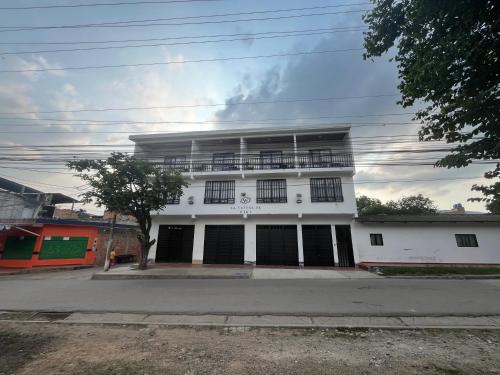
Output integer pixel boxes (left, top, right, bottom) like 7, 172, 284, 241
0, 177, 140, 268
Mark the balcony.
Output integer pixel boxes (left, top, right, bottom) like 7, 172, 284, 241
160, 152, 353, 173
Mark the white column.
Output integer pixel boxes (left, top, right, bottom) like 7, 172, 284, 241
297, 224, 304, 267
244, 222, 256, 264
192, 222, 205, 264
239, 137, 245, 172
331, 224, 339, 266
147, 220, 160, 263
350, 221, 360, 265
293, 134, 298, 169
189, 139, 195, 175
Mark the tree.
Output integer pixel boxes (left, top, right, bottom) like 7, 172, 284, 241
68, 153, 188, 269
356, 194, 438, 215
363, 0, 500, 213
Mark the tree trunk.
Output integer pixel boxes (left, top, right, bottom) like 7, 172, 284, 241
138, 242, 149, 270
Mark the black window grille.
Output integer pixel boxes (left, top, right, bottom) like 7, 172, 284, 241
455, 234, 478, 247
204, 180, 235, 204
310, 177, 343, 202
257, 179, 287, 203
370, 233, 384, 246
309, 149, 332, 167
164, 155, 188, 172
212, 153, 237, 171
260, 151, 283, 169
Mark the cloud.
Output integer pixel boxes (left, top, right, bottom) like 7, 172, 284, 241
211, 32, 490, 211
5, 55, 66, 81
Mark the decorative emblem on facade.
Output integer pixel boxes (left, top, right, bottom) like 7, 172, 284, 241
240, 196, 251, 204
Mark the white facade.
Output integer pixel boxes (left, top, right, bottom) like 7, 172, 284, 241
355, 220, 500, 265
131, 125, 358, 267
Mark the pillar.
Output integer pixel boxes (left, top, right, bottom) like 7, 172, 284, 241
331, 224, 339, 266
297, 224, 304, 267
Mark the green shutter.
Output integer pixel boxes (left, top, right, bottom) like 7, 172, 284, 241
2, 236, 36, 260
38, 237, 88, 259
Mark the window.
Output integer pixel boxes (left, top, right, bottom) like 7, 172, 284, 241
309, 149, 332, 167
164, 155, 188, 172
260, 151, 283, 169
204, 180, 235, 204
257, 179, 287, 203
310, 177, 343, 202
370, 233, 384, 246
213, 152, 237, 171
455, 234, 478, 247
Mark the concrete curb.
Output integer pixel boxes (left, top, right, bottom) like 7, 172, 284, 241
384, 275, 500, 280
1, 312, 500, 330
0, 265, 94, 277
91, 274, 251, 280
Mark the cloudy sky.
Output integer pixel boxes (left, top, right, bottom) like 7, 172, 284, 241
0, 0, 491, 213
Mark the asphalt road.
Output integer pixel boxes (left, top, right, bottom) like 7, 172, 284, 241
1, 269, 500, 316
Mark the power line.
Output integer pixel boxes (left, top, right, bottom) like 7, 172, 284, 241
0, 29, 365, 56
0, 9, 370, 33
1, 3, 369, 31
0, 0, 222, 11
0, 26, 367, 46
0, 48, 364, 73
0, 94, 400, 115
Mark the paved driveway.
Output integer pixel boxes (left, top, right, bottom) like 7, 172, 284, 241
1, 269, 500, 316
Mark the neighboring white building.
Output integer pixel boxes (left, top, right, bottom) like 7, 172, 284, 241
355, 215, 500, 266
130, 125, 358, 267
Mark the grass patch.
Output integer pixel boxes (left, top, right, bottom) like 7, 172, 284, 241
376, 266, 500, 276
0, 329, 54, 374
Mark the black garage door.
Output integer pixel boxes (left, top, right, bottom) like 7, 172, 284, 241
302, 225, 335, 267
203, 225, 244, 265
256, 225, 298, 266
155, 225, 194, 263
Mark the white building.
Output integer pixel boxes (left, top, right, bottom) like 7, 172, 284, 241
355, 215, 500, 266
131, 125, 358, 267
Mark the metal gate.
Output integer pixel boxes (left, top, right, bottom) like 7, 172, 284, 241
302, 225, 335, 267
335, 225, 355, 267
203, 225, 244, 264
256, 225, 298, 266
155, 225, 194, 263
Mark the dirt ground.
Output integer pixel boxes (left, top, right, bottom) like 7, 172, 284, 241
0, 322, 499, 375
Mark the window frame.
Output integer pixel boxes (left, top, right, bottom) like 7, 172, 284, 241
370, 233, 384, 246
256, 179, 287, 203
212, 152, 237, 171
260, 150, 283, 170
164, 155, 188, 172
455, 234, 478, 247
204, 180, 236, 204
310, 177, 343, 202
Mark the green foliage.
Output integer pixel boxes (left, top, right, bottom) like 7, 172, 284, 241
363, 0, 500, 213
67, 152, 188, 268
357, 194, 437, 216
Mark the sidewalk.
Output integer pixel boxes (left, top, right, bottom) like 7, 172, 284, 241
92, 264, 380, 280
2, 311, 500, 330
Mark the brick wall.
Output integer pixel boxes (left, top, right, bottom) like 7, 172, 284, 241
95, 228, 141, 266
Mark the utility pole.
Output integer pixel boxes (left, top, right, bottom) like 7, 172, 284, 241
103, 213, 117, 271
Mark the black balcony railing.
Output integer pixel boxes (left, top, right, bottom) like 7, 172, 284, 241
162, 152, 353, 172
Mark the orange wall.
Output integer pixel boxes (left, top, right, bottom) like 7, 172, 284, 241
0, 224, 98, 268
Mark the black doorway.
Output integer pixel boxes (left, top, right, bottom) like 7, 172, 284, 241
302, 225, 335, 267
203, 225, 244, 265
335, 225, 355, 267
155, 225, 194, 263
256, 225, 299, 266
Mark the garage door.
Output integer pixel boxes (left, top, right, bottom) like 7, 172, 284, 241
302, 225, 334, 267
203, 225, 244, 265
256, 225, 298, 266
155, 225, 194, 263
